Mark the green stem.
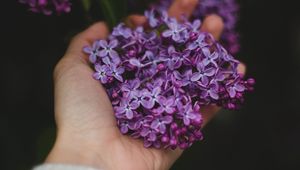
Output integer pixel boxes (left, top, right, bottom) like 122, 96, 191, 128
98, 0, 118, 28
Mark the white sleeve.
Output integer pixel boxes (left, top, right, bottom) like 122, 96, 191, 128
33, 164, 100, 170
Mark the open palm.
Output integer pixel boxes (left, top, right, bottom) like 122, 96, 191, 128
46, 0, 244, 169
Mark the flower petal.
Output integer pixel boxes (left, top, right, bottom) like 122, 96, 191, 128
129, 58, 142, 67
120, 125, 128, 134
162, 30, 172, 37
150, 119, 160, 129
159, 124, 166, 134
141, 128, 150, 137
114, 74, 124, 82
99, 40, 108, 48
109, 39, 118, 48
149, 132, 157, 141
188, 42, 198, 50
205, 67, 216, 76
228, 87, 236, 98
235, 84, 245, 92
110, 50, 119, 59
83, 46, 92, 53
183, 117, 190, 125
126, 110, 134, 119
162, 116, 173, 124
209, 90, 219, 100
191, 72, 202, 82
99, 49, 108, 57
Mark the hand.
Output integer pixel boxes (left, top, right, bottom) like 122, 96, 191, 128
46, 0, 245, 170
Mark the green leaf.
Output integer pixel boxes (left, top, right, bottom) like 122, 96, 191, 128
96, 0, 128, 29
81, 0, 91, 12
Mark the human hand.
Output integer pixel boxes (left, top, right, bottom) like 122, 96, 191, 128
46, 0, 245, 170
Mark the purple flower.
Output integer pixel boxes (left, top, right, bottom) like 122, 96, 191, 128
99, 40, 120, 64
156, 97, 175, 114
173, 70, 193, 87
134, 115, 154, 129
93, 64, 110, 84
131, 90, 155, 109
188, 19, 201, 32
145, 9, 159, 27
141, 127, 158, 142
202, 47, 219, 66
112, 23, 132, 39
162, 20, 186, 42
188, 33, 206, 50
153, 0, 240, 55
84, 9, 254, 150
201, 81, 219, 100
116, 101, 139, 119
83, 41, 100, 63
121, 79, 140, 97
165, 46, 183, 70
19, 0, 71, 15
119, 119, 136, 134
142, 87, 162, 109
150, 116, 173, 134
178, 103, 200, 126
191, 63, 216, 86
107, 65, 125, 82
227, 79, 245, 98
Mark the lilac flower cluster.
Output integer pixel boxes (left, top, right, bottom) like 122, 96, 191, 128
83, 10, 254, 149
19, 0, 71, 15
155, 0, 240, 54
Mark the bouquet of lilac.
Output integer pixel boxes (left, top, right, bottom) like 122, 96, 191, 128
19, 0, 71, 15
155, 0, 240, 54
83, 10, 254, 149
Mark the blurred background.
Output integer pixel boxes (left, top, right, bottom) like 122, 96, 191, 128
0, 0, 299, 170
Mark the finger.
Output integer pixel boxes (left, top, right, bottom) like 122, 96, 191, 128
54, 22, 109, 84
201, 105, 221, 126
200, 14, 224, 40
201, 63, 247, 126
125, 15, 147, 28
127, 0, 199, 28
53, 24, 116, 130
168, 0, 199, 21
237, 62, 246, 77
66, 22, 109, 62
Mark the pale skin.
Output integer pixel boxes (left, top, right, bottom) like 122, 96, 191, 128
46, 0, 246, 169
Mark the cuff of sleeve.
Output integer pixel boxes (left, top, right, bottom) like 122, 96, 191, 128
33, 164, 101, 170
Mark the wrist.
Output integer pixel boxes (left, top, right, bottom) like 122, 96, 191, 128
45, 131, 108, 170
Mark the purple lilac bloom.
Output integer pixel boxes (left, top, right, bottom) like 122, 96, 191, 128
191, 63, 216, 86
112, 23, 132, 39
156, 97, 175, 114
150, 116, 173, 134
115, 101, 139, 119
83, 41, 100, 63
162, 20, 186, 42
107, 65, 124, 82
98, 40, 120, 64
145, 9, 159, 27
83, 9, 254, 150
155, 0, 240, 55
93, 64, 110, 84
177, 103, 201, 126
19, 0, 71, 15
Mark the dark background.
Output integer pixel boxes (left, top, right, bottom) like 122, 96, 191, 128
1, 0, 299, 170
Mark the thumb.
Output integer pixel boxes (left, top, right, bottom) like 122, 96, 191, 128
54, 22, 109, 80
